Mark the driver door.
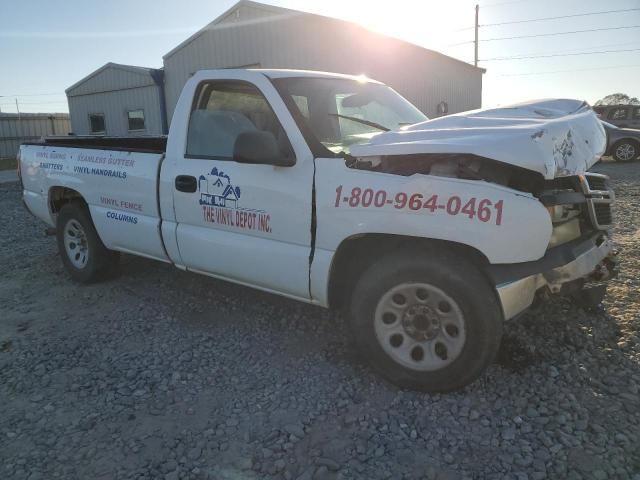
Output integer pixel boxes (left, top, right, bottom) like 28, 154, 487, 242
170, 77, 314, 300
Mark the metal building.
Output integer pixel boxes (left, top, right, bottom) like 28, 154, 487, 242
67, 1, 484, 134
66, 63, 167, 136
0, 113, 70, 159
163, 1, 484, 123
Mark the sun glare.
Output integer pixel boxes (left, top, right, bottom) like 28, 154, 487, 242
337, 0, 473, 52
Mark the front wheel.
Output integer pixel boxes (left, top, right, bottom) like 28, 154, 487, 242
349, 249, 503, 392
56, 202, 118, 283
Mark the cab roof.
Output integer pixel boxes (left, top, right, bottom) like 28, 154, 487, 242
249, 68, 383, 84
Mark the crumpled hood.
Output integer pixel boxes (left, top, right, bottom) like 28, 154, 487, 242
349, 99, 606, 179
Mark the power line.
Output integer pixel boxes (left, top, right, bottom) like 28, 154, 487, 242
481, 47, 640, 61
0, 100, 68, 105
508, 40, 640, 56
537, 40, 640, 52
481, 24, 640, 41
481, 8, 640, 27
452, 25, 476, 32
0, 92, 65, 98
497, 64, 640, 77
429, 3, 634, 32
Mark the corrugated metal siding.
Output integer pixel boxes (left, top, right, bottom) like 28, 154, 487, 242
163, 11, 483, 121
67, 85, 164, 136
0, 114, 70, 159
67, 66, 156, 97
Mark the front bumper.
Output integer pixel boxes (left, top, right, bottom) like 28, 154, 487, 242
492, 233, 616, 320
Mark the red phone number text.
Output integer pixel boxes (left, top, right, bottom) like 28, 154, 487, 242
334, 185, 504, 225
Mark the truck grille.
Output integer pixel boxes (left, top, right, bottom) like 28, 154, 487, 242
585, 174, 608, 193
581, 173, 614, 230
593, 203, 612, 226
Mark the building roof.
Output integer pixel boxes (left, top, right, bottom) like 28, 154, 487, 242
65, 62, 163, 95
163, 1, 292, 59
163, 0, 485, 73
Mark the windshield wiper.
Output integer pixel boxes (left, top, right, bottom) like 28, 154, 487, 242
328, 113, 390, 132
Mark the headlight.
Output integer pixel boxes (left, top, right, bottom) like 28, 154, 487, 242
546, 204, 581, 223
546, 204, 582, 248
548, 218, 581, 248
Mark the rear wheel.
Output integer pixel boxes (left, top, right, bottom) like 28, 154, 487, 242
56, 202, 118, 283
613, 141, 637, 162
349, 249, 503, 392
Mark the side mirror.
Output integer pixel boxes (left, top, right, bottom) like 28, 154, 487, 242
233, 131, 294, 167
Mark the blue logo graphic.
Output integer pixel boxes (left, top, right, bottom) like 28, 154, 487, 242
198, 167, 241, 208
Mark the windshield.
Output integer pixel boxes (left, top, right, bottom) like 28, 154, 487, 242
273, 77, 428, 154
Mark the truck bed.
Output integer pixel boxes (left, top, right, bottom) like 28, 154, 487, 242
20, 140, 169, 261
24, 136, 167, 154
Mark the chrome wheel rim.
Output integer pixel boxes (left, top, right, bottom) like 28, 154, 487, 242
63, 219, 89, 269
374, 283, 466, 371
616, 143, 635, 161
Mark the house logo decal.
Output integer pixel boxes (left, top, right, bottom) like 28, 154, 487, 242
198, 167, 241, 208
198, 167, 272, 234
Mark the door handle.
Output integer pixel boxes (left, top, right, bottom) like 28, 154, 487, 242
175, 175, 198, 193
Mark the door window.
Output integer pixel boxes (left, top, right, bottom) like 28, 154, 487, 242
186, 81, 293, 161
632, 107, 640, 121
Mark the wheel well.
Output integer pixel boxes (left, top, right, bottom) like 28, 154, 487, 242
613, 138, 639, 151
49, 186, 87, 215
326, 234, 491, 310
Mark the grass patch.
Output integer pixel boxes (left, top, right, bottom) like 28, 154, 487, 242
0, 158, 17, 171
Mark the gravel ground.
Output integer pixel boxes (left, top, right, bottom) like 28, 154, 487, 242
1, 160, 638, 480
0, 169, 18, 184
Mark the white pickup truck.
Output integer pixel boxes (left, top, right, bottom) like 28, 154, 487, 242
19, 69, 616, 392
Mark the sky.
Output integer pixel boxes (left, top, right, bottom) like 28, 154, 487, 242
0, 0, 639, 113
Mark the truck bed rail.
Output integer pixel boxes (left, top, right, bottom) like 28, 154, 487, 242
24, 135, 167, 154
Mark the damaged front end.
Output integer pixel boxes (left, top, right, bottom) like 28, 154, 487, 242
348, 98, 607, 180
344, 99, 615, 319
346, 150, 618, 318
488, 172, 617, 319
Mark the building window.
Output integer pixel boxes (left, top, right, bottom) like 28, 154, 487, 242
127, 110, 145, 131
89, 114, 105, 134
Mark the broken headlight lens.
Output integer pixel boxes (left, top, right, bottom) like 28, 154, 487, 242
546, 204, 581, 223
548, 218, 581, 248
546, 204, 582, 248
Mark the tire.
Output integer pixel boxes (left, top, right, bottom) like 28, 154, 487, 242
349, 248, 503, 392
56, 201, 118, 283
612, 140, 638, 162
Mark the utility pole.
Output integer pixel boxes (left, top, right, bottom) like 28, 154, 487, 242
474, 4, 479, 67
15, 98, 21, 117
